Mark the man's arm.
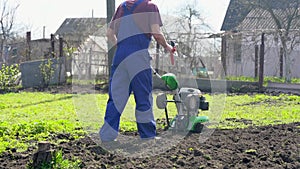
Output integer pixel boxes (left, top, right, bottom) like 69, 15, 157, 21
106, 27, 117, 46
151, 24, 173, 53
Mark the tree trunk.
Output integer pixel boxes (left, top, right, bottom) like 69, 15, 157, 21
281, 38, 292, 83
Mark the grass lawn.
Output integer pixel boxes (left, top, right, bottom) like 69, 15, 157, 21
0, 92, 299, 153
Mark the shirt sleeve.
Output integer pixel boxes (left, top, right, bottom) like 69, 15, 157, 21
148, 3, 163, 27
109, 1, 163, 36
109, 4, 123, 34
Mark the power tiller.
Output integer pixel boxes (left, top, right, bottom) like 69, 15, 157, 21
154, 70, 209, 133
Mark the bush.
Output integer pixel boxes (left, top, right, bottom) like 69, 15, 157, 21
0, 64, 20, 91
39, 59, 55, 88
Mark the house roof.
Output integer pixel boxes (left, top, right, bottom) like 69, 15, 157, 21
82, 36, 108, 51
221, 0, 300, 31
221, 0, 252, 31
236, 8, 300, 31
55, 18, 107, 36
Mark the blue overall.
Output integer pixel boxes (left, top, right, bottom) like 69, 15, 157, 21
100, 0, 156, 141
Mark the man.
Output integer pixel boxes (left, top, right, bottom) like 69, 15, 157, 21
100, 0, 173, 142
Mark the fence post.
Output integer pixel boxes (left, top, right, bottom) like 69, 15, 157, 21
254, 45, 259, 78
26, 32, 31, 61
155, 43, 160, 71
259, 33, 265, 91
221, 35, 227, 77
51, 34, 55, 58
32, 141, 53, 168
59, 36, 63, 58
280, 47, 283, 78
58, 36, 64, 83
107, 0, 115, 79
88, 48, 92, 79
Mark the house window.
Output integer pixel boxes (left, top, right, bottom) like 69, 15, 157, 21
12, 48, 17, 55
233, 36, 242, 63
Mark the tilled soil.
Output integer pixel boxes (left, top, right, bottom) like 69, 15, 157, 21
1, 122, 299, 169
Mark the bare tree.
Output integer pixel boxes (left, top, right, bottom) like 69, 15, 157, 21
161, 1, 215, 73
239, 0, 300, 82
0, 0, 19, 64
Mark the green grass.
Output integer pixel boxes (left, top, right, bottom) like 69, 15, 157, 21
0, 92, 300, 153
225, 76, 300, 85
214, 94, 300, 129
0, 92, 85, 153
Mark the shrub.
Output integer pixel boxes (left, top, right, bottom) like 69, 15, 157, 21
39, 59, 55, 88
0, 64, 20, 91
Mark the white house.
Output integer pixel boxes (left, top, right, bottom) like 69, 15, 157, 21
221, 0, 300, 78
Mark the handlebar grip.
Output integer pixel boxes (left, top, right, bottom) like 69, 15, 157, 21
170, 41, 175, 47
169, 41, 176, 65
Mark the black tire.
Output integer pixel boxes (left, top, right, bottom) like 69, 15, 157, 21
193, 123, 204, 133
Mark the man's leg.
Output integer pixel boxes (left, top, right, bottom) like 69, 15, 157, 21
131, 69, 156, 139
99, 64, 131, 142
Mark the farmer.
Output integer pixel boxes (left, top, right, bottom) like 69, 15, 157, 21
99, 0, 173, 142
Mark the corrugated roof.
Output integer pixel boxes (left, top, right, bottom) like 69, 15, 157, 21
236, 8, 300, 31
221, 0, 300, 31
236, 8, 277, 30
221, 0, 252, 31
55, 18, 107, 36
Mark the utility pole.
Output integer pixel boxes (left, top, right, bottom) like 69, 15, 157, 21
107, 0, 115, 78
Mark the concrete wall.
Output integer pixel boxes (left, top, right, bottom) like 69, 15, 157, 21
153, 76, 258, 93
266, 82, 300, 95
196, 78, 258, 93
20, 58, 66, 88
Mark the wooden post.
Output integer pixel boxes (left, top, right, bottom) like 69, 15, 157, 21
155, 43, 160, 72
107, 0, 115, 79
26, 32, 31, 61
59, 36, 63, 58
58, 36, 64, 83
51, 34, 55, 58
32, 141, 53, 168
88, 48, 92, 79
259, 33, 265, 91
254, 45, 259, 78
221, 35, 227, 77
280, 47, 283, 78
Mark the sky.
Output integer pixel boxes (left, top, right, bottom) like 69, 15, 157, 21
9, 0, 230, 39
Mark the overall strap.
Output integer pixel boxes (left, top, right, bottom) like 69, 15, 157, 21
122, 0, 144, 15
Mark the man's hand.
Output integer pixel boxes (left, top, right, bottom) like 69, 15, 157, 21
151, 24, 174, 54
165, 44, 174, 54
168, 43, 176, 65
